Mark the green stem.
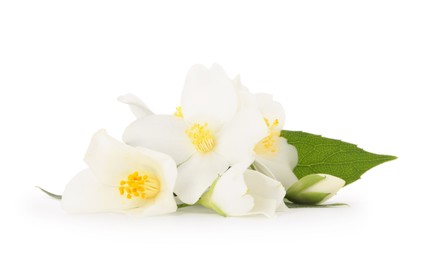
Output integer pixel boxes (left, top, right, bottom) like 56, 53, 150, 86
36, 186, 62, 200
285, 202, 349, 208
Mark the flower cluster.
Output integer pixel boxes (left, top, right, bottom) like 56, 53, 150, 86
46, 64, 395, 217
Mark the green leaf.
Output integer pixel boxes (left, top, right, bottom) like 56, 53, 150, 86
282, 130, 396, 185
36, 186, 62, 200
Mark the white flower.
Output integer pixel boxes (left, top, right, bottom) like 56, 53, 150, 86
198, 157, 286, 217
285, 174, 345, 205
123, 64, 267, 204
233, 77, 298, 189
61, 130, 178, 216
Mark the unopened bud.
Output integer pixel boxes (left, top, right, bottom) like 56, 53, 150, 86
286, 174, 345, 205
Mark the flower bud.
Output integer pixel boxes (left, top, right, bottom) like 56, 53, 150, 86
286, 174, 345, 205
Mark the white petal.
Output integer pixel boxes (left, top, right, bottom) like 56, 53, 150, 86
252, 160, 276, 179
135, 145, 179, 201
244, 169, 286, 217
61, 169, 142, 213
215, 109, 268, 165
118, 93, 153, 118
233, 75, 259, 111
304, 174, 345, 193
244, 169, 285, 204
85, 130, 179, 186
277, 201, 289, 212
255, 137, 298, 189
256, 93, 286, 131
123, 115, 194, 164
85, 130, 140, 185
211, 158, 255, 216
181, 64, 238, 128
125, 192, 177, 216
135, 146, 178, 216
304, 174, 345, 203
174, 153, 229, 204
247, 197, 278, 217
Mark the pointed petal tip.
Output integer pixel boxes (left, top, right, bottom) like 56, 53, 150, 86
117, 93, 132, 102
94, 128, 108, 136
210, 63, 224, 70
187, 63, 226, 75
187, 64, 208, 73
233, 74, 241, 82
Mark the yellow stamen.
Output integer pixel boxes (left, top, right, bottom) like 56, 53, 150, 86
186, 123, 215, 153
254, 117, 280, 155
264, 117, 279, 129
174, 106, 184, 118
118, 171, 160, 200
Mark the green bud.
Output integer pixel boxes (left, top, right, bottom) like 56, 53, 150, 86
286, 174, 345, 205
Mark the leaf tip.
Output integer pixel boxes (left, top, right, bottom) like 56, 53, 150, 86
387, 155, 398, 161
378, 154, 398, 163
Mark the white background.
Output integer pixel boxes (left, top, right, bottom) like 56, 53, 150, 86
1, 1, 422, 259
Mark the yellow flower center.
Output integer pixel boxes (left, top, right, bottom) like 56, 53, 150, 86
254, 118, 280, 155
186, 123, 215, 153
174, 106, 184, 118
119, 171, 160, 200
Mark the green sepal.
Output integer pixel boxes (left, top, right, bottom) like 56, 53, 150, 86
286, 174, 326, 197
177, 203, 191, 209
287, 191, 331, 205
197, 178, 227, 217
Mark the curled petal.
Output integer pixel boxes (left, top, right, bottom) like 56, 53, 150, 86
210, 158, 255, 216
118, 93, 153, 118
243, 169, 286, 217
201, 158, 285, 217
